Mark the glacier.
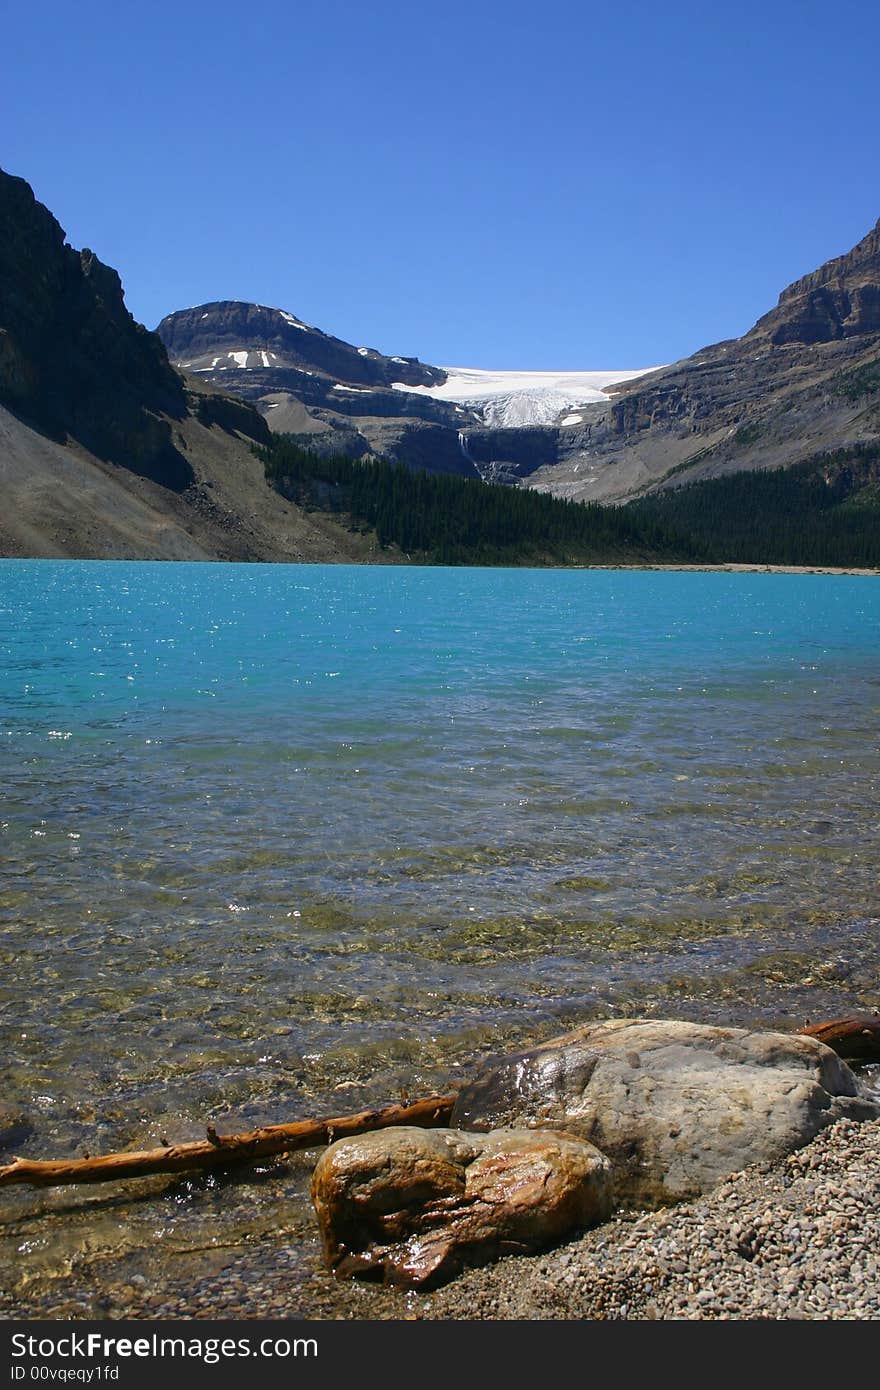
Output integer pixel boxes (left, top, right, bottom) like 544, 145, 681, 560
391, 365, 659, 428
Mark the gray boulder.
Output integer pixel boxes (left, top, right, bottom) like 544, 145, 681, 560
311, 1125, 612, 1288
450, 1019, 880, 1207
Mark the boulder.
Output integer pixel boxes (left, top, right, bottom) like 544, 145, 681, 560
311, 1125, 612, 1289
450, 1019, 880, 1207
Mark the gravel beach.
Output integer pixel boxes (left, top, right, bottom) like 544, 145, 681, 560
4, 1112, 879, 1322
426, 1115, 880, 1320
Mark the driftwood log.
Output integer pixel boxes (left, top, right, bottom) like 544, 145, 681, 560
798, 1014, 880, 1062
3, 1014, 877, 1194
0, 1094, 455, 1190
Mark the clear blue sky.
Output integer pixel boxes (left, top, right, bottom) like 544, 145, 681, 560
4, 1, 879, 369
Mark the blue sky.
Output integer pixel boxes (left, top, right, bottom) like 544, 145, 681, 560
4, 1, 879, 368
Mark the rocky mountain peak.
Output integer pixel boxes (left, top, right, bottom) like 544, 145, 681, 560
531, 212, 880, 505
155, 300, 482, 478
157, 301, 445, 392
0, 167, 192, 489
777, 217, 880, 304
751, 215, 880, 346
79, 246, 128, 310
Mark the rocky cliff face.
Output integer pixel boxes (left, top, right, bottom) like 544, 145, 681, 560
0, 169, 196, 490
523, 217, 880, 503
757, 217, 880, 344
159, 301, 446, 392
0, 169, 378, 563
157, 302, 491, 478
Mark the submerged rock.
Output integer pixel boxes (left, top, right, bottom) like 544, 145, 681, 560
0, 1105, 33, 1154
311, 1125, 612, 1289
450, 1019, 880, 1207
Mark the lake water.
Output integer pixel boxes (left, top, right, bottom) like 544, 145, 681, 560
1, 560, 879, 1314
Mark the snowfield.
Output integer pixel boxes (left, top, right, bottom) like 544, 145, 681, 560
392, 365, 658, 427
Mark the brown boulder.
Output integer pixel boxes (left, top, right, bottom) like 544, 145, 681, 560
311, 1125, 611, 1288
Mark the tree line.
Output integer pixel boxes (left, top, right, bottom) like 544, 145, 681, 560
256, 436, 688, 565
628, 444, 880, 568
256, 435, 880, 569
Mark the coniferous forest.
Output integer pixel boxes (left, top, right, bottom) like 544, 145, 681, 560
628, 444, 880, 567
257, 437, 686, 564
257, 436, 880, 568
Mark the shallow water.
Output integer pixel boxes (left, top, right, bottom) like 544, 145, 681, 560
1, 561, 879, 1314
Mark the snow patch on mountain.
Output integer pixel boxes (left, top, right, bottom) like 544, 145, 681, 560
392, 365, 658, 427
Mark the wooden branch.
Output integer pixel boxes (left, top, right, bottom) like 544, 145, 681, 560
798, 1014, 880, 1062
0, 1094, 456, 1190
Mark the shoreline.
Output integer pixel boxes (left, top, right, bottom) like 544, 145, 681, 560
586, 563, 880, 576
425, 1111, 880, 1321
4, 1110, 878, 1321
1, 555, 878, 576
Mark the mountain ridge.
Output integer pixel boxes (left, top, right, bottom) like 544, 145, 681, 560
159, 300, 444, 392
0, 169, 396, 562
777, 217, 880, 306
155, 212, 880, 505
156, 302, 656, 482
3, 162, 879, 561
520, 212, 880, 502
0, 169, 192, 491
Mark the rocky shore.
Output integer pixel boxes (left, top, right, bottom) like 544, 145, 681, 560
3, 1026, 878, 1322
5, 1111, 877, 1321
426, 1112, 880, 1320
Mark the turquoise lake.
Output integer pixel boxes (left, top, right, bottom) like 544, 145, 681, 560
1, 560, 879, 1313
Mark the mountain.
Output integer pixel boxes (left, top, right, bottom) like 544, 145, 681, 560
159, 221, 880, 507
158, 300, 445, 394
4, 162, 878, 564
0, 170, 386, 562
157, 302, 652, 483
1, 169, 192, 492
521, 218, 880, 503
157, 301, 481, 478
